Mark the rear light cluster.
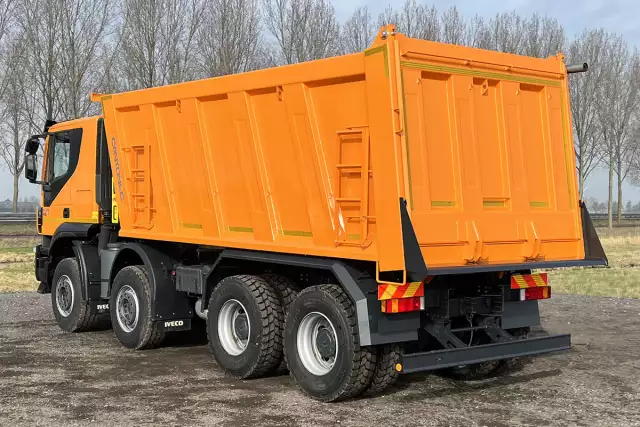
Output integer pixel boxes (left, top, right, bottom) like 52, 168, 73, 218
520, 286, 551, 301
378, 280, 427, 314
510, 273, 551, 301
381, 296, 425, 313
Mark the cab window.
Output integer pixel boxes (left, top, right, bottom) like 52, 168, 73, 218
51, 135, 71, 179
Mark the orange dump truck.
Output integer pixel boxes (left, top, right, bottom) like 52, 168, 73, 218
26, 26, 606, 401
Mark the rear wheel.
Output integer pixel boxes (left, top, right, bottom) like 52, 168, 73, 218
442, 327, 531, 380
284, 284, 376, 402
207, 275, 284, 379
110, 265, 165, 350
51, 257, 107, 332
364, 344, 403, 396
261, 273, 300, 373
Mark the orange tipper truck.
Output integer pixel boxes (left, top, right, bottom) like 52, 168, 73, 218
25, 26, 606, 402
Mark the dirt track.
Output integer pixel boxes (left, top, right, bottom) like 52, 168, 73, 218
0, 292, 639, 427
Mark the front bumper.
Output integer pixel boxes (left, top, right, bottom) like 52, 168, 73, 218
399, 334, 571, 374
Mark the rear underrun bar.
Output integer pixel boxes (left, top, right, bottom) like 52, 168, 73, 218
399, 334, 571, 374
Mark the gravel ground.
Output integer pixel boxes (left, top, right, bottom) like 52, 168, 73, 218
0, 292, 639, 427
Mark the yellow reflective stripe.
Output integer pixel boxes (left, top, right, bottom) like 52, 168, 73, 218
532, 274, 547, 287
404, 282, 421, 298
391, 299, 399, 313
381, 284, 398, 301
513, 275, 528, 289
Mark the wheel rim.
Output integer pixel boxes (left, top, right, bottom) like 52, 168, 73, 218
218, 299, 250, 356
116, 285, 139, 333
55, 275, 74, 317
296, 312, 338, 376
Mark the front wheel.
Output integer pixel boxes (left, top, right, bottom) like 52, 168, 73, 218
51, 257, 107, 332
110, 265, 165, 350
284, 284, 376, 402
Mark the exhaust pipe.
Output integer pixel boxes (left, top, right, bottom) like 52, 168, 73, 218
195, 298, 208, 320
566, 62, 588, 74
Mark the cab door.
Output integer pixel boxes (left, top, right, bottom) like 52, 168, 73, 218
41, 118, 100, 236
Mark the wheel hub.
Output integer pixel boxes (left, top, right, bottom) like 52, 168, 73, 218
116, 285, 140, 333
218, 299, 251, 356
55, 275, 74, 317
234, 313, 249, 341
297, 312, 339, 376
315, 328, 336, 359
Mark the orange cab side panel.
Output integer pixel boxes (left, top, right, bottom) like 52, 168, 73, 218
41, 118, 100, 236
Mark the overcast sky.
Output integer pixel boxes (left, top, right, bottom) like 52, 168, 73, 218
2, 0, 639, 203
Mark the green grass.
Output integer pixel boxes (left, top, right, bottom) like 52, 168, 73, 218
0, 262, 36, 292
0, 222, 38, 236
549, 230, 640, 298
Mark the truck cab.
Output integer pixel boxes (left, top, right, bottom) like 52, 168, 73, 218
25, 116, 114, 294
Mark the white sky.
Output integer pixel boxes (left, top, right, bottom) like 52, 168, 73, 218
2, 0, 639, 203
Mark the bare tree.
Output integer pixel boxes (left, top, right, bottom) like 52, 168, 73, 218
263, 0, 339, 65
568, 29, 608, 198
440, 6, 465, 45
522, 14, 565, 58
377, 1, 440, 41
57, 0, 113, 119
120, 0, 203, 89
464, 15, 493, 49
18, 0, 62, 125
197, 0, 262, 77
0, 35, 35, 212
487, 12, 525, 54
341, 6, 375, 54
598, 36, 640, 227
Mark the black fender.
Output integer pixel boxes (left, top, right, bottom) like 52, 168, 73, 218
105, 242, 193, 321
71, 242, 102, 301
50, 223, 100, 254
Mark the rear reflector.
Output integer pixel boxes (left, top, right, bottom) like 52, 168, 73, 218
381, 296, 424, 313
511, 273, 548, 289
378, 281, 424, 300
520, 286, 551, 301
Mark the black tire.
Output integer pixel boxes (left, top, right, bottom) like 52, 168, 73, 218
364, 344, 403, 396
441, 328, 531, 380
492, 328, 530, 375
110, 265, 165, 350
261, 273, 300, 374
51, 257, 107, 332
207, 275, 284, 379
442, 360, 500, 381
284, 284, 376, 402
261, 273, 300, 314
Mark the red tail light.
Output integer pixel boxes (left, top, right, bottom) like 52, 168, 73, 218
521, 286, 551, 301
381, 296, 424, 313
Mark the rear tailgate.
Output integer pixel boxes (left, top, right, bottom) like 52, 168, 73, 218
398, 36, 583, 268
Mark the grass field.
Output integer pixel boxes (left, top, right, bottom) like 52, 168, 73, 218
0, 224, 638, 298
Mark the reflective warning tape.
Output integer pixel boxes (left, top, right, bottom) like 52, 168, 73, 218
510, 273, 548, 289
378, 281, 425, 300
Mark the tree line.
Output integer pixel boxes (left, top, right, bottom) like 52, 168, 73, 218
0, 0, 638, 227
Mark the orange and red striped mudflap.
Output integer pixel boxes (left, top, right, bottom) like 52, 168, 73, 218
510, 273, 548, 289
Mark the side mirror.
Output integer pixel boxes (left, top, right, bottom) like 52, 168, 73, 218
24, 154, 38, 182
25, 135, 41, 154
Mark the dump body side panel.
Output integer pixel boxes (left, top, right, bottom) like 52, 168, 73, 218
101, 54, 395, 263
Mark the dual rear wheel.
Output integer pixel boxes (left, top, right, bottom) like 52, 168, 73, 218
207, 276, 401, 402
